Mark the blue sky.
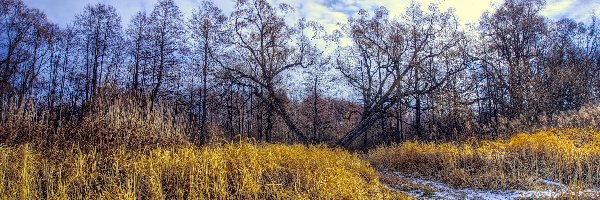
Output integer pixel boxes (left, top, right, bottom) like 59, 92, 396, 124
23, 0, 600, 31
18, 0, 600, 99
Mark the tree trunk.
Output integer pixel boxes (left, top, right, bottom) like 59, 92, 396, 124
415, 94, 422, 140
312, 77, 318, 141
200, 39, 209, 144
337, 107, 388, 148
266, 104, 273, 142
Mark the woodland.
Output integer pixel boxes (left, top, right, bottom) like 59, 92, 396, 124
1, 0, 600, 199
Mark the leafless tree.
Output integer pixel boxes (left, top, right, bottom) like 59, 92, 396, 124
335, 3, 468, 148
478, 0, 546, 119
222, 0, 320, 143
73, 3, 123, 102
188, 0, 227, 143
147, 0, 187, 104
126, 11, 151, 99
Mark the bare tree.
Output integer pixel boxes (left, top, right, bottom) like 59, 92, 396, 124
126, 11, 151, 98
478, 0, 546, 119
189, 0, 227, 143
73, 3, 123, 102
222, 0, 319, 143
0, 0, 56, 112
335, 3, 467, 147
147, 0, 187, 104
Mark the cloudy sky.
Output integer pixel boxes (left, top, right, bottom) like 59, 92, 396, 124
23, 0, 600, 32
18, 0, 600, 99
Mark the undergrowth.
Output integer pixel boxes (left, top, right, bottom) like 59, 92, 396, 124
0, 142, 408, 199
0, 93, 410, 199
367, 129, 600, 190
0, 96, 189, 150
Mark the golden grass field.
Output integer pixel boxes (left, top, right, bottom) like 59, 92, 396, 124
3, 125, 600, 199
0, 141, 409, 200
0, 98, 409, 199
368, 129, 600, 191
3, 99, 600, 199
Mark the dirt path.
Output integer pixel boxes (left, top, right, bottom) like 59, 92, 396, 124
380, 171, 600, 200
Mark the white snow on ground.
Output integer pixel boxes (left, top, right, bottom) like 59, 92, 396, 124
382, 171, 600, 200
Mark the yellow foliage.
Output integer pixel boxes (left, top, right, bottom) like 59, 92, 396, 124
367, 129, 600, 190
0, 142, 409, 200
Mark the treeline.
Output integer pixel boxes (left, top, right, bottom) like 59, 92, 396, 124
1, 0, 599, 149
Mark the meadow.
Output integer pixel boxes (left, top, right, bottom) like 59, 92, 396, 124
3, 0, 600, 198
0, 142, 410, 199
3, 97, 600, 199
0, 99, 409, 199
368, 129, 600, 191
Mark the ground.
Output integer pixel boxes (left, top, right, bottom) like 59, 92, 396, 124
380, 171, 600, 199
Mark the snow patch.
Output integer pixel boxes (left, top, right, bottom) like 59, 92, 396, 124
382, 171, 600, 200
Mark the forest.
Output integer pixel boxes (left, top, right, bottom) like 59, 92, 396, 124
1, 0, 600, 199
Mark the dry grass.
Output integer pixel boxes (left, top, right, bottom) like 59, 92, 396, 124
496, 104, 600, 138
367, 129, 600, 190
0, 93, 411, 199
0, 142, 409, 199
0, 95, 189, 150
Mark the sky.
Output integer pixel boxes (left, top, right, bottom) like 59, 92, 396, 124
19, 0, 600, 99
22, 0, 600, 33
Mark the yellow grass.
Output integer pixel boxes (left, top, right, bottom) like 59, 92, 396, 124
367, 129, 600, 190
0, 95, 410, 199
0, 142, 409, 200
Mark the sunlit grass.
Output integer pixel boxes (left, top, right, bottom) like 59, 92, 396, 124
0, 142, 409, 199
367, 129, 600, 190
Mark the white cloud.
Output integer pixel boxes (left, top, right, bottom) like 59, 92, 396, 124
314, 0, 501, 25
436, 0, 502, 25
22, 0, 599, 29
542, 0, 576, 18
301, 1, 347, 33
567, 1, 599, 23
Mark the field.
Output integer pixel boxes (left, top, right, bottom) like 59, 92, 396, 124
4, 129, 600, 199
0, 96, 405, 199
3, 0, 600, 198
2, 98, 600, 199
0, 142, 408, 199
368, 129, 600, 198
3, 99, 600, 199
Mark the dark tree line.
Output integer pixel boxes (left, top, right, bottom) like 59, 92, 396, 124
1, 0, 599, 149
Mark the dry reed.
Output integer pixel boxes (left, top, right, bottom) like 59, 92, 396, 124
367, 129, 600, 190
0, 142, 408, 199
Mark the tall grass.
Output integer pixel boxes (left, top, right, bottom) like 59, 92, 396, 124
367, 129, 600, 190
496, 104, 600, 138
0, 94, 189, 150
0, 142, 408, 199
0, 93, 409, 199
